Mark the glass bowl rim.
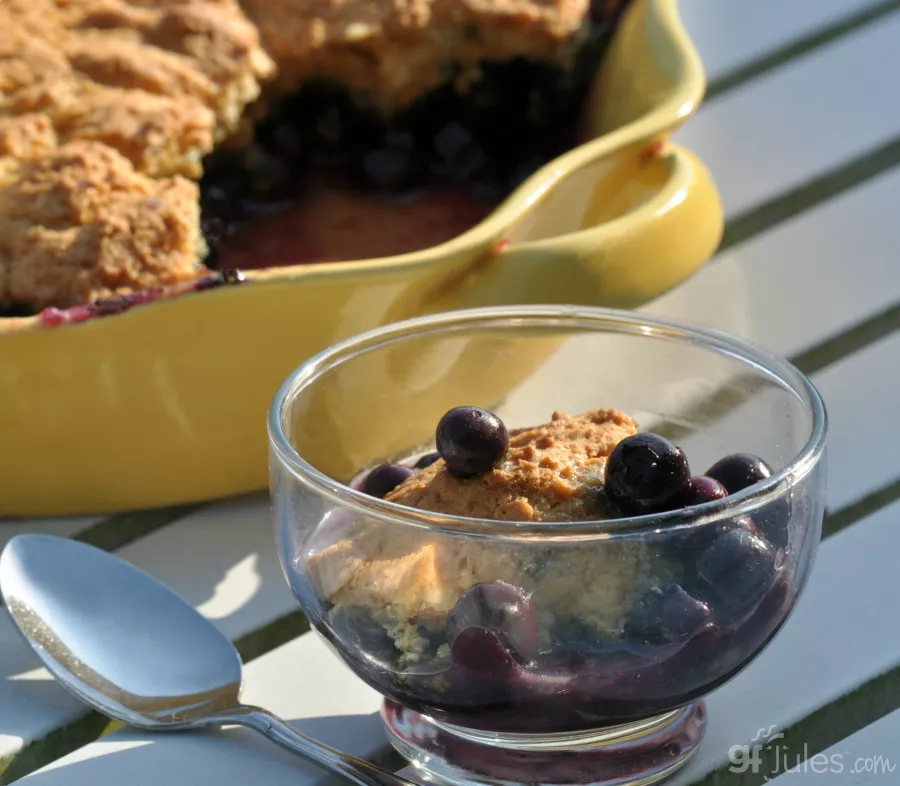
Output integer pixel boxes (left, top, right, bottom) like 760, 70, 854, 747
267, 305, 827, 539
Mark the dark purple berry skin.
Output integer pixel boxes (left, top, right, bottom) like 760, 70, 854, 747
447, 581, 538, 661
436, 406, 509, 478
450, 627, 522, 677
696, 529, 776, 622
683, 476, 728, 506
624, 585, 711, 646
605, 433, 691, 515
706, 453, 771, 494
675, 515, 757, 554
362, 464, 415, 498
414, 451, 441, 470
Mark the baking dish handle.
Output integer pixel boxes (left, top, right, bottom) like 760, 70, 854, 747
427, 142, 723, 313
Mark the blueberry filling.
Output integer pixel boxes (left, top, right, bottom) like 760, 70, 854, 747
317, 413, 801, 732
197, 14, 623, 270
328, 605, 399, 664
446, 581, 539, 661
754, 492, 793, 550
450, 627, 524, 677
623, 585, 711, 646
694, 528, 777, 623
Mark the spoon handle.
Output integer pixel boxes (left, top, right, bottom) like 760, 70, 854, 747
225, 706, 418, 786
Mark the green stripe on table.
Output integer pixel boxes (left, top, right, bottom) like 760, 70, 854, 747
74, 504, 204, 552
691, 668, 900, 786
0, 611, 314, 786
824, 477, 900, 539
705, 0, 900, 101
720, 134, 900, 253
235, 610, 311, 663
790, 301, 900, 377
0, 714, 114, 785
659, 293, 900, 445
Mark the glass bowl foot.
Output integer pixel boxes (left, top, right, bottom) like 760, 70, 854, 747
382, 699, 706, 786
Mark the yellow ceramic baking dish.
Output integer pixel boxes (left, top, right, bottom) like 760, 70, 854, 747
0, 0, 723, 517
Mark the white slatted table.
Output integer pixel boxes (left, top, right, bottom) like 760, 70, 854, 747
5, 1, 900, 784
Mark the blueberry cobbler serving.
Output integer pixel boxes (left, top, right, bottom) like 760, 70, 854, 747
298, 404, 803, 735
0, 0, 631, 320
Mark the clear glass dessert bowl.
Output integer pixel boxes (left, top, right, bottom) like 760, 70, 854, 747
269, 306, 827, 786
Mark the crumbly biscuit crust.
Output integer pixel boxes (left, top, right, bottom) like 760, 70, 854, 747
241, 0, 591, 108
0, 0, 273, 309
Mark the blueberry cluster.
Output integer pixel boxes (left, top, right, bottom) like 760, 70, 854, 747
604, 433, 790, 644
199, 14, 620, 266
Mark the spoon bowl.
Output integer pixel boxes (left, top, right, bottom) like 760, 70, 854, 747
0, 534, 412, 786
1, 534, 241, 728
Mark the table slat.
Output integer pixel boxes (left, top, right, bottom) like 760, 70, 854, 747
0, 521, 96, 554
677, 0, 891, 82
675, 12, 900, 217
19, 634, 384, 786
646, 165, 900, 360
768, 709, 900, 783
112, 497, 295, 641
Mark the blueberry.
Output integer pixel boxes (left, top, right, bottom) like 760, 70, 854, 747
241, 146, 294, 203
706, 455, 792, 550
449, 627, 522, 677
683, 476, 729, 506
696, 529, 776, 623
431, 122, 489, 183
436, 406, 509, 478
201, 182, 243, 223
605, 434, 691, 515
706, 453, 771, 493
315, 105, 346, 147
670, 515, 757, 560
667, 516, 759, 588
624, 585, 711, 646
361, 464, 415, 498
359, 132, 424, 191
414, 451, 441, 470
755, 494, 792, 550
200, 215, 228, 260
446, 581, 538, 661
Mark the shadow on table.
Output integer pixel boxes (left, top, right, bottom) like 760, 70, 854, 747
21, 713, 391, 786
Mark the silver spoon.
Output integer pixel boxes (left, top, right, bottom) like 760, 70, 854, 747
0, 533, 412, 786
